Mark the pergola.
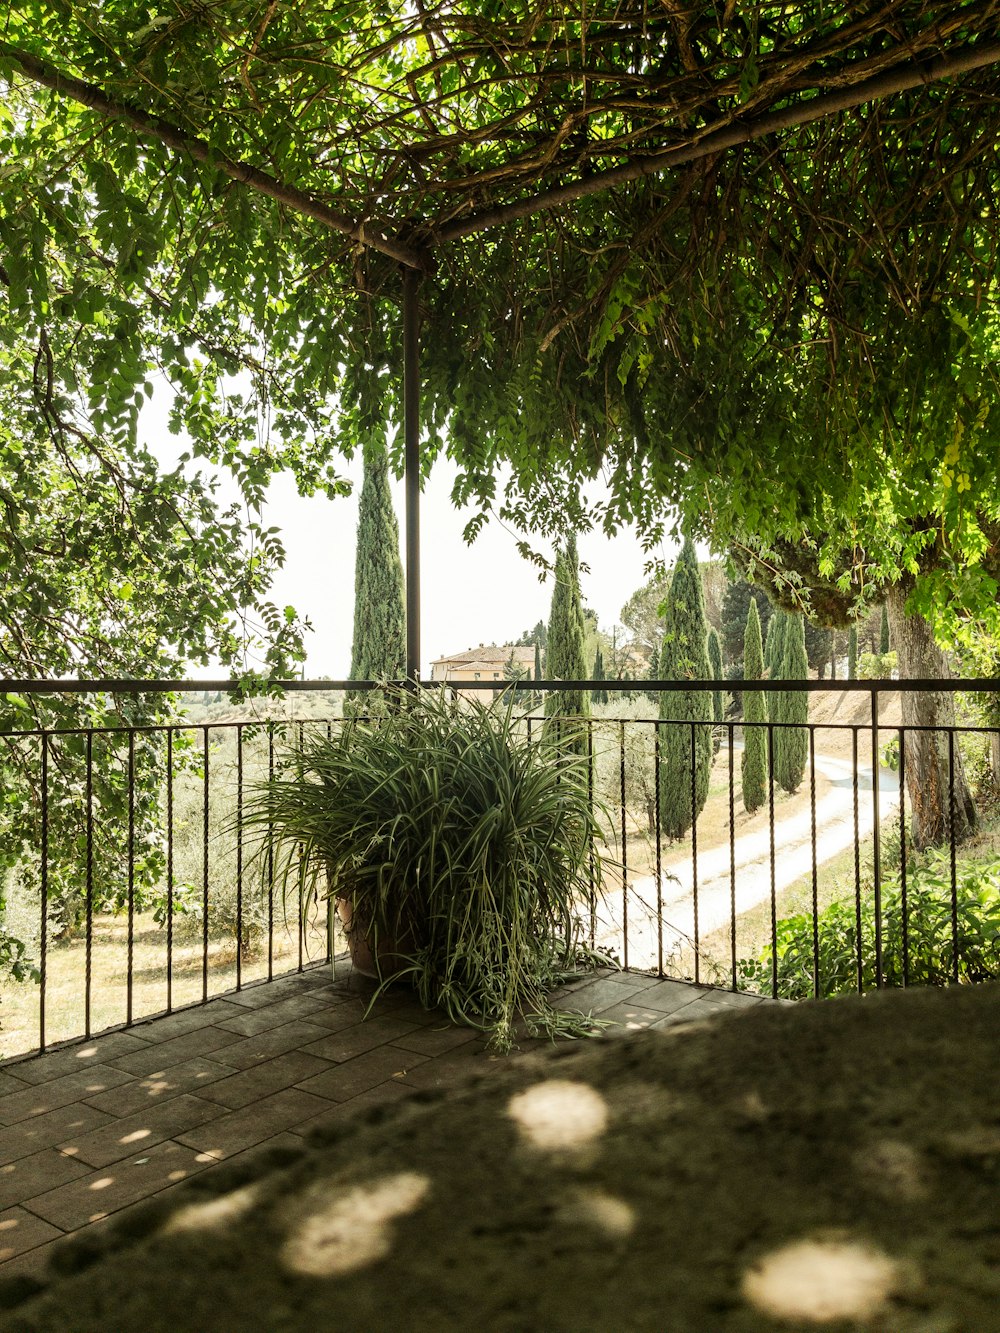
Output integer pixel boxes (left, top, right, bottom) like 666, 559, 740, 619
3, 1, 1000, 674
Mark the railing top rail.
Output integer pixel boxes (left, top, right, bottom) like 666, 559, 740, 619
2, 677, 1000, 696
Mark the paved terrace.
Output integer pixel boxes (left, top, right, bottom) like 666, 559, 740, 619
0, 963, 767, 1280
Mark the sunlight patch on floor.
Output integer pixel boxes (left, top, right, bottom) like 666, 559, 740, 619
507, 1080, 608, 1151
557, 1187, 635, 1238
163, 1182, 262, 1235
742, 1237, 900, 1323
281, 1171, 430, 1278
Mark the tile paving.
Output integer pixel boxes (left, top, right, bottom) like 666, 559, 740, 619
0, 959, 769, 1281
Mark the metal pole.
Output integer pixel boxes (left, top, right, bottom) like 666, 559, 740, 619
871, 688, 882, 987
403, 266, 421, 681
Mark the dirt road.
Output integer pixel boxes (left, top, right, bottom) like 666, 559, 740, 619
596, 744, 901, 972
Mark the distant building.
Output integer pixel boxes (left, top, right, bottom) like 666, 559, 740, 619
430, 644, 534, 697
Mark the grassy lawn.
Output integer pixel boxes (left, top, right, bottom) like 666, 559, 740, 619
1, 904, 331, 1062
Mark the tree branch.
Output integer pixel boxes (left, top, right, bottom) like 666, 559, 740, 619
0, 42, 432, 272
436, 37, 1000, 244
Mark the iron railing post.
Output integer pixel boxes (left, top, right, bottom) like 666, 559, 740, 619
871, 689, 883, 987
403, 265, 421, 682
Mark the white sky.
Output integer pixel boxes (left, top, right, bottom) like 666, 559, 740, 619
245, 456, 677, 679
143, 392, 683, 680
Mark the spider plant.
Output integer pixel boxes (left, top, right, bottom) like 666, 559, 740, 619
241, 686, 607, 1050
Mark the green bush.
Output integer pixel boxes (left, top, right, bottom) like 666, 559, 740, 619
858, 649, 897, 679
243, 688, 607, 1050
739, 850, 1000, 999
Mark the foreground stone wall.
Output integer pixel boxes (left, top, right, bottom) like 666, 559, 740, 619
2, 982, 998, 1331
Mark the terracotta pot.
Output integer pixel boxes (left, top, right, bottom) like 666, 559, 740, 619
335, 896, 414, 982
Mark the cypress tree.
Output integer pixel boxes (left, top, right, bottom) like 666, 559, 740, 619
741, 598, 768, 813
658, 538, 714, 840
848, 625, 858, 679
707, 627, 724, 723
544, 533, 589, 749
879, 604, 890, 655
764, 609, 787, 717
774, 613, 809, 794
646, 640, 659, 703
348, 445, 405, 697
592, 646, 607, 706
707, 625, 724, 755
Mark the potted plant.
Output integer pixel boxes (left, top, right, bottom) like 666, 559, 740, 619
242, 687, 607, 1051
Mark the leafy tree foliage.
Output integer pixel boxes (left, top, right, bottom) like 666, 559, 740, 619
848, 626, 859, 680
733, 531, 979, 845
516, 621, 547, 652
657, 539, 713, 840
621, 559, 722, 658
0, 334, 307, 966
1, 3, 999, 937
646, 641, 659, 703
880, 605, 891, 655
592, 697, 660, 838
741, 599, 768, 815
348, 446, 405, 684
804, 622, 834, 680
700, 561, 727, 636
502, 650, 529, 685
720, 579, 772, 668
620, 571, 670, 655
1, 7, 998, 654
772, 613, 809, 795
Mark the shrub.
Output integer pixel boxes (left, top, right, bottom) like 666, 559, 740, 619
738, 850, 1000, 999
592, 697, 659, 838
858, 650, 897, 679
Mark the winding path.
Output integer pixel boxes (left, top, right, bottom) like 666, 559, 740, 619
597, 746, 903, 972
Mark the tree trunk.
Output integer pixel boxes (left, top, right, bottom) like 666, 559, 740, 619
885, 586, 977, 850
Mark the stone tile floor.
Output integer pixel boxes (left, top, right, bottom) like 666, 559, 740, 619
0, 960, 769, 1279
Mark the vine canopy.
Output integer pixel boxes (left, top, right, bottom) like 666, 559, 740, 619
3, 1, 1000, 642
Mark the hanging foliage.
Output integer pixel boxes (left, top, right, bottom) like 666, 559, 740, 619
0, 4, 998, 651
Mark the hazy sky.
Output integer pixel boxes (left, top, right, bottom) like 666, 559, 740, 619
143, 390, 682, 679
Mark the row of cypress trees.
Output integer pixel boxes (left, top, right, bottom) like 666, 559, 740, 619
741, 604, 809, 810
346, 457, 810, 834
654, 540, 813, 835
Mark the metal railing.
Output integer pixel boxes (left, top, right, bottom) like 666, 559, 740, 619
1, 676, 998, 1062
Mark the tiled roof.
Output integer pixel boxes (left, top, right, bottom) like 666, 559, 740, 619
431, 644, 535, 667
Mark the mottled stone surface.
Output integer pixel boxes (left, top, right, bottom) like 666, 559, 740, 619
2, 983, 998, 1332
